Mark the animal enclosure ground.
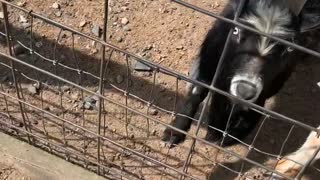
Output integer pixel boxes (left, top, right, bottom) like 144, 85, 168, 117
0, 162, 29, 180
0, 0, 320, 179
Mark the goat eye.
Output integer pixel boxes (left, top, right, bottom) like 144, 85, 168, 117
233, 27, 239, 35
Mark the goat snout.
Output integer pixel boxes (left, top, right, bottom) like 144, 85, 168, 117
230, 74, 263, 102
235, 81, 257, 100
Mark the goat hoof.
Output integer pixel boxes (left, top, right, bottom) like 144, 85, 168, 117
161, 128, 186, 148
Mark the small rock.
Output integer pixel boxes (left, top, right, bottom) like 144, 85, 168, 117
35, 41, 43, 48
33, 82, 41, 90
149, 109, 158, 115
121, 17, 129, 25
151, 129, 156, 136
52, 2, 60, 9
18, 122, 24, 127
116, 75, 124, 84
44, 106, 50, 111
143, 45, 153, 52
91, 94, 100, 102
13, 44, 28, 56
61, 33, 68, 39
130, 134, 134, 139
91, 41, 96, 47
133, 61, 152, 72
8, 129, 16, 134
17, 1, 26, 7
116, 36, 123, 42
27, 85, 38, 95
145, 147, 151, 152
61, 85, 70, 92
78, 101, 91, 110
73, 103, 79, 109
212, 2, 220, 8
84, 96, 97, 104
21, 22, 31, 29
79, 20, 86, 27
115, 153, 121, 160
71, 92, 80, 100
91, 48, 98, 54
121, 6, 129, 11
54, 11, 62, 17
0, 12, 4, 19
159, 142, 166, 148
123, 26, 131, 31
122, 150, 132, 157
136, 101, 144, 109
92, 24, 101, 37
176, 46, 184, 50
19, 15, 28, 23
83, 102, 93, 110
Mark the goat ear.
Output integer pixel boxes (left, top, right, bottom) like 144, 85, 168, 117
299, 1, 320, 33
285, 0, 307, 16
300, 11, 320, 33
228, 0, 240, 12
227, 0, 251, 12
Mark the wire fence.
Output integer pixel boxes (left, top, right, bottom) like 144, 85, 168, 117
0, 0, 319, 179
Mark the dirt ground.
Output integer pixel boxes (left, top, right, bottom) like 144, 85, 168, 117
0, 162, 29, 180
0, 0, 320, 180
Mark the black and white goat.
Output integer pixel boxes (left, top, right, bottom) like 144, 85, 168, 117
162, 0, 320, 147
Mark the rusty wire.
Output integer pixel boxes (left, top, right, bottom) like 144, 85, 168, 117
0, 0, 319, 180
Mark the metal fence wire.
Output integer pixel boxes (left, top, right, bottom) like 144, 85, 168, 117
0, 0, 319, 180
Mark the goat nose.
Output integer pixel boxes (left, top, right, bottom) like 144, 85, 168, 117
236, 82, 257, 100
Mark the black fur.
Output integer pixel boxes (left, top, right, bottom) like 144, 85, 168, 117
162, 0, 307, 147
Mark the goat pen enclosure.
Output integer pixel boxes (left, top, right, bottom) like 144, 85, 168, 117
0, 0, 320, 179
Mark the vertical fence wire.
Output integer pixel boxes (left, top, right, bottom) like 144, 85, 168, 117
1, 2, 32, 143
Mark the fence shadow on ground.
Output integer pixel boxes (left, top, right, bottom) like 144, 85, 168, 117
1, 7, 320, 180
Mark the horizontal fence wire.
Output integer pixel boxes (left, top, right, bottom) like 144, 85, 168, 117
0, 0, 319, 180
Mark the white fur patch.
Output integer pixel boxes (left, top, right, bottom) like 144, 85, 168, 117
244, 0, 294, 55
230, 74, 263, 102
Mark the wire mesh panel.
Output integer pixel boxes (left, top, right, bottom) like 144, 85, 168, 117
0, 0, 319, 180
